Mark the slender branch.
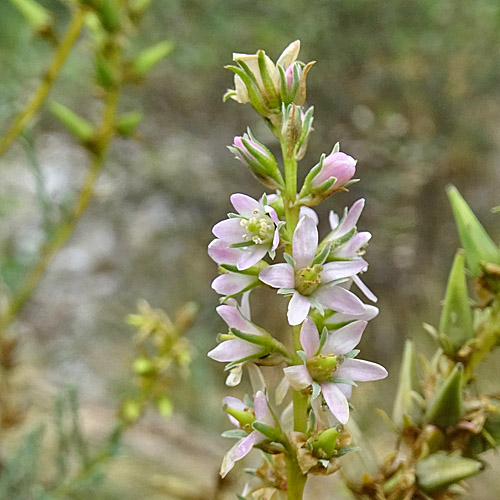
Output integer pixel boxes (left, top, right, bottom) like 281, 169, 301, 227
0, 47, 122, 337
0, 7, 87, 158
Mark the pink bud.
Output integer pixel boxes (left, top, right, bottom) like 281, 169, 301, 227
312, 151, 356, 189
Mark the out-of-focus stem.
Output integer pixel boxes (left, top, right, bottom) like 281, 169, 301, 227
0, 7, 87, 158
0, 45, 122, 338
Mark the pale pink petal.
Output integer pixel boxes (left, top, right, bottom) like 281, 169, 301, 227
284, 365, 313, 390
299, 206, 319, 225
259, 263, 294, 288
265, 205, 279, 225
329, 210, 339, 231
212, 274, 256, 296
314, 284, 366, 315
223, 396, 247, 426
337, 383, 353, 399
321, 382, 350, 424
230, 193, 261, 215
247, 363, 266, 393
322, 260, 367, 283
331, 199, 365, 238
237, 245, 268, 270
276, 377, 290, 405
240, 292, 251, 319
216, 304, 261, 335
353, 275, 378, 303
220, 431, 262, 477
335, 232, 371, 258
212, 218, 246, 242
336, 358, 388, 382
208, 239, 240, 265
208, 339, 261, 362
276, 40, 300, 69
323, 321, 367, 355
288, 292, 311, 326
300, 317, 320, 358
233, 431, 263, 461
254, 390, 273, 424
271, 227, 280, 252
292, 215, 318, 268
328, 305, 379, 323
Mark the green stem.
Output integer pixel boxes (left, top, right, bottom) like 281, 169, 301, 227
0, 43, 123, 338
0, 7, 87, 158
286, 453, 307, 500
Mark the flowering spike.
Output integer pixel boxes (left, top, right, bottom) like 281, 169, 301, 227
447, 185, 500, 277
439, 250, 474, 351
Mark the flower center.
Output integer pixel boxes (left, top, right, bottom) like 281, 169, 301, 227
307, 354, 339, 383
295, 264, 322, 296
240, 210, 274, 245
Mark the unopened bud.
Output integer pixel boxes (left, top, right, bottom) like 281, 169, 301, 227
116, 112, 143, 136
229, 130, 284, 189
9, 0, 52, 32
49, 101, 94, 142
132, 41, 174, 77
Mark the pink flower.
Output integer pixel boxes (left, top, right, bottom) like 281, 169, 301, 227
208, 239, 259, 296
311, 149, 356, 190
282, 317, 387, 424
211, 194, 280, 271
220, 391, 274, 477
326, 199, 377, 303
259, 215, 367, 325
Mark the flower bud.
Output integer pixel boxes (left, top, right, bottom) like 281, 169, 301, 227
416, 453, 482, 493
439, 251, 474, 351
132, 41, 174, 78
281, 104, 314, 160
311, 150, 356, 191
10, 0, 52, 33
447, 185, 500, 278
228, 131, 284, 189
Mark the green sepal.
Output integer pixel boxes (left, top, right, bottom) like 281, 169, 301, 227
447, 185, 500, 278
224, 405, 255, 427
424, 364, 464, 429
257, 50, 279, 109
133, 41, 174, 77
392, 340, 422, 428
224, 349, 267, 370
230, 328, 292, 360
439, 250, 474, 350
468, 401, 500, 455
416, 453, 482, 493
237, 495, 249, 500
228, 62, 268, 115
116, 112, 143, 136
252, 421, 282, 442
312, 242, 331, 266
49, 102, 94, 141
9, 0, 52, 31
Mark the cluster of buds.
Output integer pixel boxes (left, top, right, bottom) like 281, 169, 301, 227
121, 300, 196, 424
209, 41, 387, 499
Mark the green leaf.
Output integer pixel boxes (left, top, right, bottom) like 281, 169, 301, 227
447, 185, 500, 277
392, 340, 422, 428
48, 102, 94, 142
416, 453, 482, 493
133, 41, 174, 77
439, 250, 474, 349
424, 364, 464, 429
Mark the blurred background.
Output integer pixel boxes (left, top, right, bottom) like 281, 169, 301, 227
1, 0, 500, 498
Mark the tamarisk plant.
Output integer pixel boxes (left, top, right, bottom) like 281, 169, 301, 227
340, 187, 500, 500
209, 41, 387, 499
